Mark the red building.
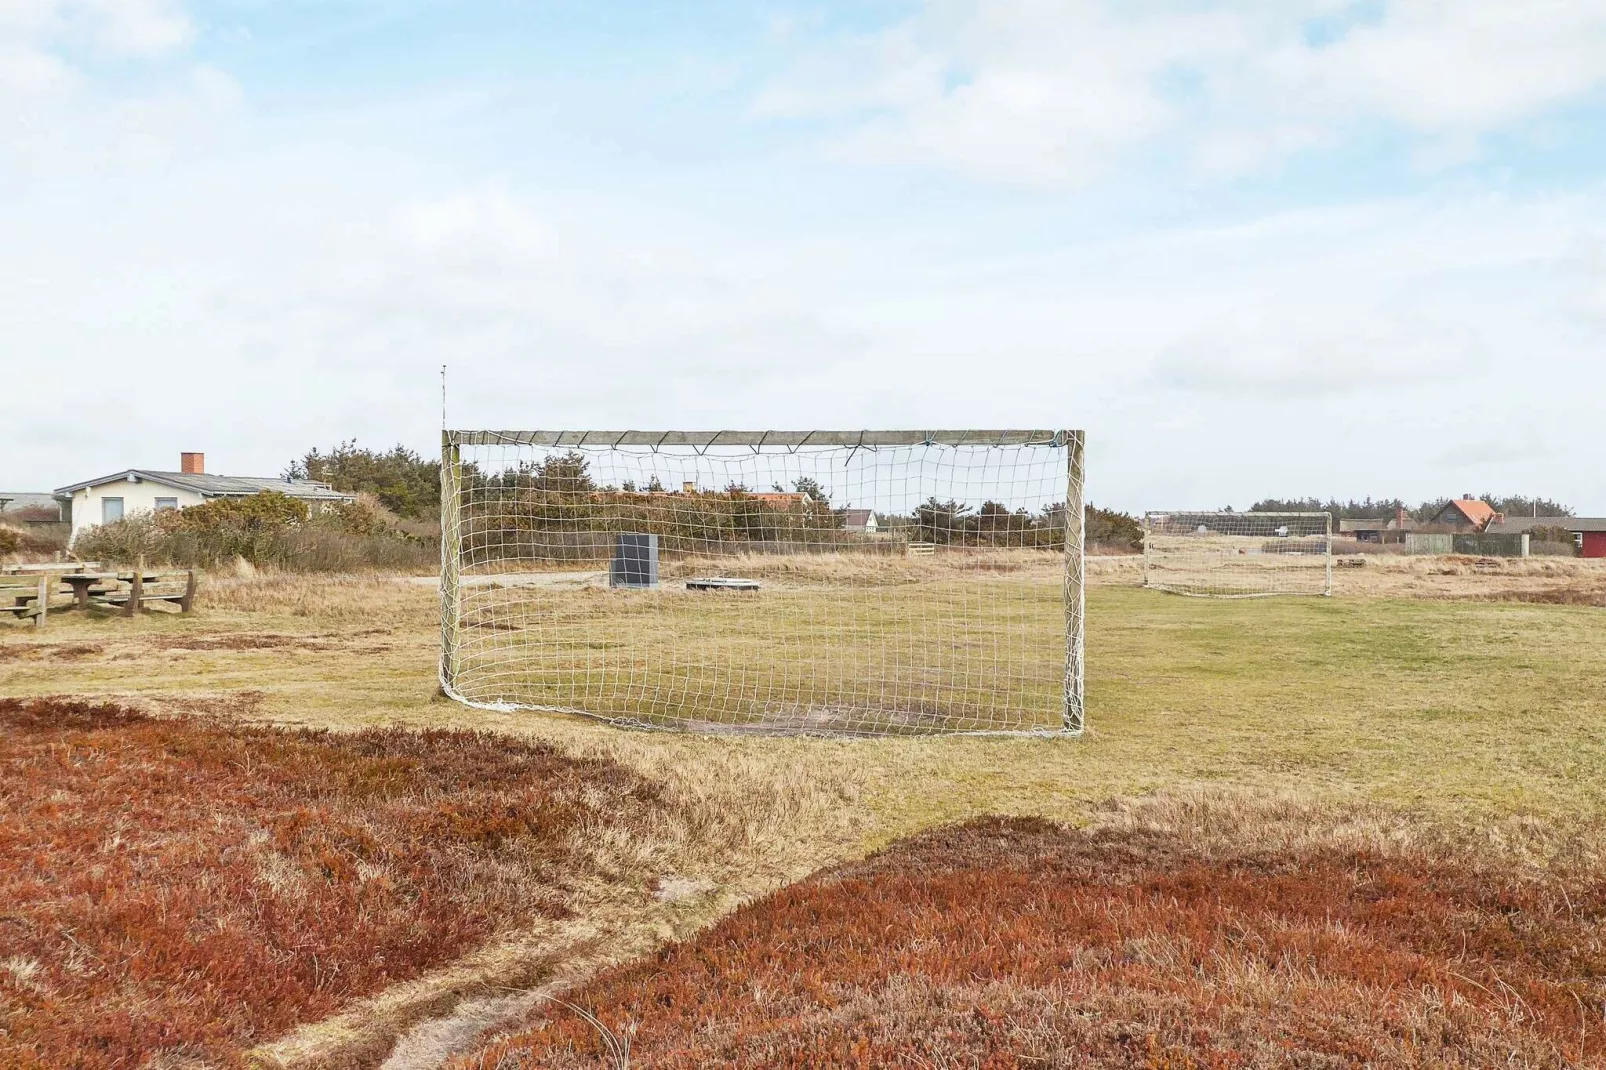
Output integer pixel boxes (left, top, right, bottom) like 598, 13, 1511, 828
1584, 531, 1606, 559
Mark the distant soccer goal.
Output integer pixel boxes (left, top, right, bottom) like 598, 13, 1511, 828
441, 430, 1085, 736
1143, 511, 1332, 598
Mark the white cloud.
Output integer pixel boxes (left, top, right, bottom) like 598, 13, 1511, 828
1153, 313, 1487, 396
0, 0, 191, 57
78, 0, 192, 55
0, 2, 236, 176
0, 4, 1602, 512
757, 0, 1606, 185
2, 140, 1600, 511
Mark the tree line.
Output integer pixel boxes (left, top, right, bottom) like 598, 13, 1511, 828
281, 442, 1149, 552
1246, 495, 1573, 521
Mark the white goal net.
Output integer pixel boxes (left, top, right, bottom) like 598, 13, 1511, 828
441, 430, 1085, 736
1143, 511, 1332, 598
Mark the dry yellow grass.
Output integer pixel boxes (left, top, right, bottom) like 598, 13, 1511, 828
5, 558, 1606, 1066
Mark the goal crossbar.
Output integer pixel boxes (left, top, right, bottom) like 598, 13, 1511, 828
446, 430, 1068, 448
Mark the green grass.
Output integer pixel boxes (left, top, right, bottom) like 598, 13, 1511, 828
5, 579, 1605, 845
452, 577, 1061, 731
1077, 589, 1606, 817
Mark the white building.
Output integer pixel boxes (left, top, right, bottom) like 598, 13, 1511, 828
842, 508, 878, 533
54, 452, 353, 542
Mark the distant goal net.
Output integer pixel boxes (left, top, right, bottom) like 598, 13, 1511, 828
441, 430, 1085, 736
1143, 511, 1332, 598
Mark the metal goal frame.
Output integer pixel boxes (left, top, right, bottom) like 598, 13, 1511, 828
1142, 510, 1333, 598
440, 429, 1087, 736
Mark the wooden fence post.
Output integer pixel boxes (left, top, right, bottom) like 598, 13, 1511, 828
179, 569, 197, 613
125, 558, 143, 618
35, 573, 48, 629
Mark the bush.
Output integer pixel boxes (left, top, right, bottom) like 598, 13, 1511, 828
0, 523, 68, 558
72, 492, 438, 573
1085, 504, 1142, 553
1528, 526, 1577, 557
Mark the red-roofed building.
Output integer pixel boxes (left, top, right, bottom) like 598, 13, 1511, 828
1429, 496, 1502, 532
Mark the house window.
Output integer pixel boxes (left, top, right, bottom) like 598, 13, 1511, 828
102, 497, 124, 523
154, 497, 178, 512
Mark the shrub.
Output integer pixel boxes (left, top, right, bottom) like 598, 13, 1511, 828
1529, 526, 1577, 557
0, 697, 664, 1070
162, 490, 310, 533
71, 491, 439, 572
1085, 504, 1142, 553
0, 523, 69, 558
463, 815, 1606, 1069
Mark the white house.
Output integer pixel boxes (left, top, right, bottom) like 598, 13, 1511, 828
54, 452, 354, 542
842, 508, 878, 533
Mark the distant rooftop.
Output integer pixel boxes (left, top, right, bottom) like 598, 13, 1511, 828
1442, 499, 1500, 528
55, 469, 353, 502
0, 492, 61, 513
1486, 516, 1606, 535
1338, 517, 1416, 533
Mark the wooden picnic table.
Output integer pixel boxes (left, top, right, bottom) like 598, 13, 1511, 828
59, 572, 154, 609
1, 567, 197, 625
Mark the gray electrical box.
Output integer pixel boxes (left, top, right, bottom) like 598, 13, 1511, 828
609, 533, 659, 589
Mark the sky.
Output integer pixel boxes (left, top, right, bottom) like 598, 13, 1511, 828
2, 0, 1604, 514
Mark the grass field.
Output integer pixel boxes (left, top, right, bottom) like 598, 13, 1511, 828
452, 551, 1065, 733
3, 556, 1606, 1066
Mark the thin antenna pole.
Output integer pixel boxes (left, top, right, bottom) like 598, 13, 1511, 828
441, 365, 448, 430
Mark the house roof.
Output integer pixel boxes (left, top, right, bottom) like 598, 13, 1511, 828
1338, 517, 1416, 533
1440, 499, 1499, 527
54, 470, 353, 502
842, 508, 874, 527
0, 492, 61, 513
1487, 517, 1606, 535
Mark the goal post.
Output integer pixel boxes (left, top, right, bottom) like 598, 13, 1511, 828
1142, 510, 1333, 598
440, 429, 1086, 736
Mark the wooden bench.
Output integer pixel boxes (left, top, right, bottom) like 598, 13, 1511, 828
1, 575, 58, 626
96, 570, 198, 615
0, 568, 198, 627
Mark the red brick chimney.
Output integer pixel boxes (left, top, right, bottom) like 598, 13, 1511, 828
181, 452, 205, 475
1395, 505, 1406, 529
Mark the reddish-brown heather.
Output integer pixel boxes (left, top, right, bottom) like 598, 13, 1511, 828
465, 817, 1606, 1070
0, 697, 663, 1070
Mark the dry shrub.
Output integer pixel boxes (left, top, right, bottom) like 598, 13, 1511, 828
71, 492, 438, 573
1487, 587, 1606, 608
463, 795, 1606, 1069
198, 571, 437, 622
1329, 553, 1606, 599
0, 522, 65, 558
0, 697, 668, 1070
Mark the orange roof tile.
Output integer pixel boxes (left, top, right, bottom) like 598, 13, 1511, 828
1449, 499, 1499, 527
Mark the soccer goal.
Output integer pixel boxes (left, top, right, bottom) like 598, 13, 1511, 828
1143, 511, 1332, 598
440, 430, 1086, 736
